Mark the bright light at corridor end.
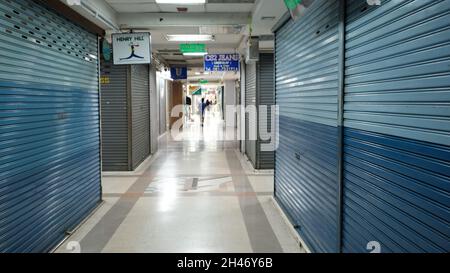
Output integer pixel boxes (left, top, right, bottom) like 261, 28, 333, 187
155, 0, 205, 4
166, 35, 214, 42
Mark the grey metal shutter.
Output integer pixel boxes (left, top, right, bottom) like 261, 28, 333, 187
342, 0, 450, 253
130, 64, 150, 169
257, 53, 275, 169
0, 0, 100, 252
100, 59, 129, 171
245, 61, 257, 167
275, 0, 340, 253
150, 65, 158, 154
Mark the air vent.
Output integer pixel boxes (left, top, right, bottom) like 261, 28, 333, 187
177, 7, 188, 12
261, 16, 276, 21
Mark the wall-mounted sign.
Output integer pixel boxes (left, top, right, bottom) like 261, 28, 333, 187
200, 79, 209, 84
180, 43, 206, 54
112, 32, 151, 65
192, 88, 202, 96
171, 67, 188, 80
204, 54, 240, 72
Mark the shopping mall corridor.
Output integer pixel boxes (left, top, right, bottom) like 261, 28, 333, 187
55, 113, 303, 253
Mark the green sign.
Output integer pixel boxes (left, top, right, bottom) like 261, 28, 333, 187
200, 79, 209, 84
192, 88, 202, 95
284, 0, 302, 10
180, 43, 206, 54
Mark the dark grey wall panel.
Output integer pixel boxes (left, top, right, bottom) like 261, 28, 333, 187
245, 61, 257, 167
131, 64, 150, 169
257, 53, 275, 169
0, 0, 101, 252
150, 65, 158, 154
100, 59, 129, 171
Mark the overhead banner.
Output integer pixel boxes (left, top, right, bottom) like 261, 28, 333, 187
112, 32, 151, 65
171, 67, 188, 80
204, 54, 240, 72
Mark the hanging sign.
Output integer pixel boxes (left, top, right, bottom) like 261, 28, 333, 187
180, 44, 206, 54
171, 67, 188, 80
112, 32, 151, 65
204, 54, 240, 72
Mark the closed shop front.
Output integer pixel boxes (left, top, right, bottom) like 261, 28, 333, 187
0, 0, 101, 252
100, 56, 153, 171
244, 53, 276, 169
274, 0, 450, 253
275, 0, 340, 253
257, 53, 275, 169
342, 0, 450, 253
130, 64, 150, 169
245, 61, 257, 166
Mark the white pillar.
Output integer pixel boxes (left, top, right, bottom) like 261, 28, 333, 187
224, 80, 236, 128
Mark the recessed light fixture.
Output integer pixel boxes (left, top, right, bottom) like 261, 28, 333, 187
155, 0, 205, 4
166, 34, 215, 42
183, 52, 208, 56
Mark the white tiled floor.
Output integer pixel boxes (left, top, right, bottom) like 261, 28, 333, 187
56, 114, 303, 253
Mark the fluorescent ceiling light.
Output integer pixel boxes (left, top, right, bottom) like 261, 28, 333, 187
167, 35, 214, 42
156, 0, 205, 4
183, 52, 208, 56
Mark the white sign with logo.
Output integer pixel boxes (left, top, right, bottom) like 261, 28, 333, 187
112, 33, 151, 65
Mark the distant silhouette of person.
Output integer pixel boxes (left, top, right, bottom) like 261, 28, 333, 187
121, 44, 144, 60
199, 98, 207, 127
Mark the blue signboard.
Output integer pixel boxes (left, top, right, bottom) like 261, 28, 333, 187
204, 54, 240, 72
171, 67, 188, 80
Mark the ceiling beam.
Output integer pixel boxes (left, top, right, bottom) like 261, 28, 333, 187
59, 0, 119, 31
118, 12, 250, 28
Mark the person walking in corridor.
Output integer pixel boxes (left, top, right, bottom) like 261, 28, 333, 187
199, 98, 206, 127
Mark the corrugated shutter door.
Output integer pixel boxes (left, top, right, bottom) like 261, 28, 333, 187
100, 59, 129, 171
150, 65, 158, 154
0, 0, 100, 252
257, 53, 275, 169
343, 0, 450, 253
275, 0, 340, 252
131, 64, 150, 169
245, 61, 257, 167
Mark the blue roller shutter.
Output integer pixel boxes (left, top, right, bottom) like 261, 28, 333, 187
0, 0, 101, 252
342, 0, 450, 253
275, 0, 341, 253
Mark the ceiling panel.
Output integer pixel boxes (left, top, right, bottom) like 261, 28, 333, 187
109, 3, 160, 13
205, 4, 253, 13
106, 0, 255, 13
158, 4, 206, 12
